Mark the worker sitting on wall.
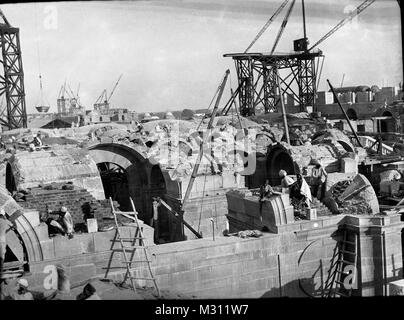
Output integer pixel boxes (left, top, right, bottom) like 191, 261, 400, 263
259, 180, 274, 214
259, 179, 274, 201
45, 207, 74, 239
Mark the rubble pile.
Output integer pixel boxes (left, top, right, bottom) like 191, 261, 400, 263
324, 174, 379, 215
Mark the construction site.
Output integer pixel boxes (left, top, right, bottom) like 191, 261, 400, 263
0, 0, 404, 301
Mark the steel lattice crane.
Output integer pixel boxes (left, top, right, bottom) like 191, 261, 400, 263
224, 0, 376, 116
0, 9, 27, 129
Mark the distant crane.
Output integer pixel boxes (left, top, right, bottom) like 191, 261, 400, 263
94, 74, 123, 114
340, 74, 346, 88
57, 80, 82, 114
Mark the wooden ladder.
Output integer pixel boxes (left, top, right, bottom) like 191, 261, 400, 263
322, 230, 358, 298
107, 197, 160, 297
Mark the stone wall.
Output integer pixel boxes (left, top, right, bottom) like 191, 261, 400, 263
15, 211, 404, 298
24, 219, 339, 298
18, 186, 112, 225
163, 192, 234, 242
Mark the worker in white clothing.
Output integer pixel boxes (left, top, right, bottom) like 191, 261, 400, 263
47, 207, 74, 239
279, 170, 295, 188
60, 207, 74, 239
33, 133, 42, 147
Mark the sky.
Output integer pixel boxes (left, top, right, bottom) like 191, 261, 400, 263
0, 0, 402, 114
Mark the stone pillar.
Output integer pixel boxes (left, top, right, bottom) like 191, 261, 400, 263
343, 214, 404, 296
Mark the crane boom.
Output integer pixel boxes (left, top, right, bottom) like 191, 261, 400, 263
67, 84, 76, 99
244, 0, 289, 53
308, 0, 376, 51
95, 89, 107, 104
270, 0, 296, 55
0, 9, 11, 27
58, 85, 65, 99
108, 74, 123, 102
182, 69, 230, 208
76, 83, 80, 99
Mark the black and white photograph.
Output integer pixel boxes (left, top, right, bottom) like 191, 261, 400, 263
0, 0, 403, 310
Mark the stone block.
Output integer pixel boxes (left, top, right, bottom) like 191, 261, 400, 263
86, 218, 98, 233
306, 208, 317, 220
53, 233, 95, 258
23, 210, 41, 228
69, 263, 97, 286
341, 158, 358, 174
93, 230, 118, 252
33, 222, 50, 241
40, 239, 56, 260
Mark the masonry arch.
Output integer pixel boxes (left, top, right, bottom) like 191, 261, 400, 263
266, 144, 299, 186
88, 143, 151, 222
346, 108, 358, 121
380, 111, 395, 133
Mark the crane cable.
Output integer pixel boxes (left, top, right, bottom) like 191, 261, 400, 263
244, 0, 290, 53
196, 70, 228, 131
270, 0, 296, 55
34, 4, 50, 107
308, 0, 376, 51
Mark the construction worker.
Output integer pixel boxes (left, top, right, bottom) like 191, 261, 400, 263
259, 179, 273, 214
259, 179, 273, 201
312, 161, 328, 200
33, 133, 42, 147
0, 208, 13, 280
12, 278, 34, 300
46, 207, 74, 239
279, 170, 294, 189
60, 207, 74, 239
152, 198, 160, 244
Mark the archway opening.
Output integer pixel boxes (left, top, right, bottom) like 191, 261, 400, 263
337, 140, 354, 153
150, 165, 169, 243
380, 111, 395, 133
346, 109, 358, 121
97, 162, 131, 210
6, 163, 16, 194
88, 144, 149, 223
267, 148, 296, 186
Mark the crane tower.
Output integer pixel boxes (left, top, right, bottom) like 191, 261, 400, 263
0, 9, 27, 129
224, 0, 375, 116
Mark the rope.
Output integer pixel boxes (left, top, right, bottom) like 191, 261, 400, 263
34, 4, 50, 107
196, 84, 219, 131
